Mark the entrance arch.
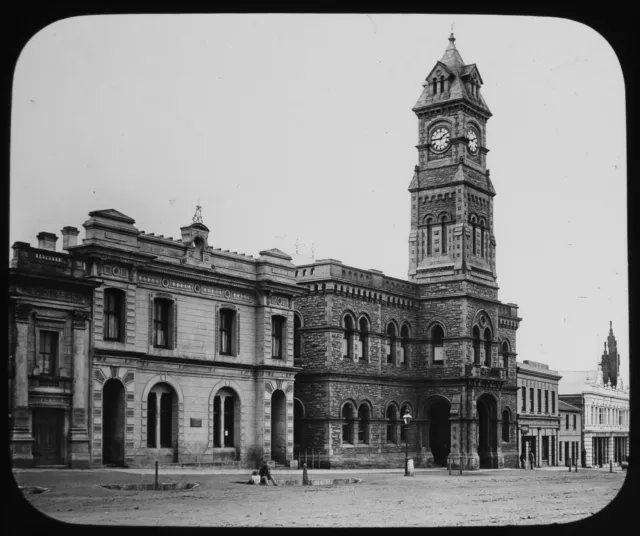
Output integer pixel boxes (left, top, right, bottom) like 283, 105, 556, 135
477, 394, 498, 469
427, 398, 451, 466
103, 379, 125, 466
271, 390, 287, 463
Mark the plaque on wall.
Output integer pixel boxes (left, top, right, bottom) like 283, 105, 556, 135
190, 418, 202, 428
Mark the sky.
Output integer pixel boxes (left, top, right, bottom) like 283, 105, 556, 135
10, 14, 628, 379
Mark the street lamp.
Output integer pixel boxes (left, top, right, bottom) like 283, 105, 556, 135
403, 409, 412, 476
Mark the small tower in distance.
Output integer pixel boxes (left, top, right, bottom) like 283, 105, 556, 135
600, 321, 620, 388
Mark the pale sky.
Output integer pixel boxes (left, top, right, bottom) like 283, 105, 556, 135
10, 14, 628, 379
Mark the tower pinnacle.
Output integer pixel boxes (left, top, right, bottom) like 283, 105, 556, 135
192, 204, 203, 224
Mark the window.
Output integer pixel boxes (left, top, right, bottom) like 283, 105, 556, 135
342, 315, 354, 359
440, 214, 449, 255
479, 219, 486, 258
537, 389, 542, 413
357, 404, 370, 444
104, 289, 125, 341
439, 76, 444, 93
501, 341, 509, 374
544, 390, 549, 413
521, 386, 526, 412
386, 405, 398, 443
294, 315, 302, 359
219, 309, 235, 355
619, 410, 623, 425
502, 410, 510, 442
566, 414, 569, 430
39, 331, 58, 376
599, 407, 603, 424
529, 388, 534, 413
342, 403, 355, 444
559, 441, 563, 462
153, 299, 172, 348
483, 328, 492, 366
432, 325, 444, 364
470, 215, 477, 255
573, 414, 577, 430
359, 318, 369, 361
551, 392, 556, 414
386, 324, 397, 364
400, 325, 410, 365
147, 384, 177, 448
272, 316, 286, 359
473, 326, 481, 365
426, 217, 433, 255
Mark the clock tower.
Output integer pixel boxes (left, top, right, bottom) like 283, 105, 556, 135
408, 33, 497, 294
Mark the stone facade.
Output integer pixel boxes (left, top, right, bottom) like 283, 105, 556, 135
292, 35, 521, 470
8, 231, 99, 468
516, 360, 561, 467
557, 399, 581, 467
9, 209, 305, 468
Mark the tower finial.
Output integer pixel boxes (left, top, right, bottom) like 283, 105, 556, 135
192, 202, 203, 224
449, 24, 455, 43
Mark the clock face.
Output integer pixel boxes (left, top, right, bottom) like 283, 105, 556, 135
430, 127, 450, 152
467, 128, 479, 154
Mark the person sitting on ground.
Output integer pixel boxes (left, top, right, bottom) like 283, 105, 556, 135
248, 470, 260, 485
259, 461, 278, 486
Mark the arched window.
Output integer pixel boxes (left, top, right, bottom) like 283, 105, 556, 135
359, 317, 369, 361
294, 315, 302, 359
426, 217, 433, 255
502, 409, 510, 442
483, 328, 492, 367
439, 76, 445, 93
386, 405, 398, 443
342, 315, 354, 359
357, 403, 370, 444
470, 215, 478, 255
147, 383, 177, 448
213, 387, 239, 448
272, 315, 286, 359
432, 78, 438, 94
501, 340, 510, 374
104, 288, 125, 342
400, 325, 410, 365
386, 323, 397, 364
479, 219, 486, 258
473, 326, 481, 365
342, 403, 355, 444
440, 214, 449, 255
193, 236, 205, 260
431, 324, 444, 364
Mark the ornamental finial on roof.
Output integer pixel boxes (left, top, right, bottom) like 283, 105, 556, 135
192, 203, 203, 224
449, 25, 455, 43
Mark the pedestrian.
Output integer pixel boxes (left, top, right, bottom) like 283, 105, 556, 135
519, 452, 526, 470
528, 450, 535, 470
259, 460, 278, 486
247, 470, 260, 485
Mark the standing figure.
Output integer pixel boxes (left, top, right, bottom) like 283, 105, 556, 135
528, 449, 535, 470
520, 452, 526, 470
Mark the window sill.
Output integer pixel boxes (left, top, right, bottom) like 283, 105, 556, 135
341, 443, 355, 448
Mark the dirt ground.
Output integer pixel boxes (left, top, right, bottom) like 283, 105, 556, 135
12, 467, 628, 527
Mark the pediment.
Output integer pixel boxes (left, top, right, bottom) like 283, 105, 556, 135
460, 64, 484, 85
88, 209, 135, 224
425, 62, 454, 82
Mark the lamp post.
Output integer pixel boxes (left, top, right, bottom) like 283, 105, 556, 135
403, 410, 412, 476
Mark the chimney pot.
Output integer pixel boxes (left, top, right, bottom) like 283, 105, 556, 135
36, 232, 58, 252
61, 226, 80, 250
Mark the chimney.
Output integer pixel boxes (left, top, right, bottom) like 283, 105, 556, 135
61, 226, 80, 250
36, 232, 58, 251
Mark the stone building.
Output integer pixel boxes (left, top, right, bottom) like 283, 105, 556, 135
559, 323, 629, 467
558, 399, 581, 467
292, 34, 522, 469
515, 360, 561, 467
9, 231, 99, 467
9, 207, 306, 468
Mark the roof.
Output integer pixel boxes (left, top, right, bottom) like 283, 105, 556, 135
558, 399, 581, 413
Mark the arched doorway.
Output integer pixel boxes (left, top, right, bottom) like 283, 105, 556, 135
293, 398, 305, 456
428, 398, 451, 466
477, 394, 498, 469
103, 379, 125, 466
271, 390, 287, 463
147, 383, 179, 462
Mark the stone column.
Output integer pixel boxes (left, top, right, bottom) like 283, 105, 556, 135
10, 304, 34, 467
156, 392, 162, 449
218, 394, 227, 448
69, 311, 91, 468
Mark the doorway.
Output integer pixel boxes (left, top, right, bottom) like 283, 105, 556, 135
271, 390, 287, 464
32, 408, 64, 466
428, 399, 451, 466
103, 379, 126, 466
477, 394, 497, 469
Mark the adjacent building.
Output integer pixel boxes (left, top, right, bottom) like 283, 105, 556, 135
558, 399, 581, 467
559, 323, 630, 468
516, 360, 561, 467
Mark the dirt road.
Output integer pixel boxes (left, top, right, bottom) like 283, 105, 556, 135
13, 467, 627, 527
